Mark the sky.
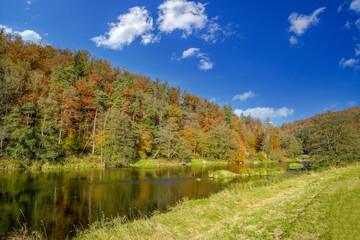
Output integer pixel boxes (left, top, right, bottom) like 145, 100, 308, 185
0, 0, 359, 126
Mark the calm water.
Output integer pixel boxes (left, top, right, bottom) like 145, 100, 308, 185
0, 162, 297, 239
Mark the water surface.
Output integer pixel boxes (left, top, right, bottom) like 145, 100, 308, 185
0, 161, 298, 239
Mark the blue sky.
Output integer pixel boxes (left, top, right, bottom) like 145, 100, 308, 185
1, 0, 359, 125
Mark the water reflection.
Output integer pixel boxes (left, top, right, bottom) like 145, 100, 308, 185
0, 162, 297, 239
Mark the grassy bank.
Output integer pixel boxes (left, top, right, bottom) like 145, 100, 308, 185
74, 164, 360, 240
129, 158, 229, 169
1, 158, 230, 171
0, 156, 105, 171
129, 159, 182, 169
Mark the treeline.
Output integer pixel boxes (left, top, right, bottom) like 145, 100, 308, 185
0, 30, 350, 168
282, 107, 360, 166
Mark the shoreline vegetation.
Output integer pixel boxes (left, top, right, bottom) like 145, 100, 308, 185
0, 157, 302, 172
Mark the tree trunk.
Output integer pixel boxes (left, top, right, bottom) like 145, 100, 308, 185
153, 146, 160, 159
41, 115, 47, 136
101, 110, 109, 162
92, 109, 98, 154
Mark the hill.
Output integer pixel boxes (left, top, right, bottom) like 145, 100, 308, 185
0, 30, 303, 169
281, 107, 360, 134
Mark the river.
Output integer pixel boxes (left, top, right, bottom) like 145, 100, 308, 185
0, 161, 299, 239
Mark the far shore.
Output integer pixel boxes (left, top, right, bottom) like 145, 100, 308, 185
0, 157, 302, 172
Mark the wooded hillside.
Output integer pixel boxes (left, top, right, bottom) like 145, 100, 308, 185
1, 30, 358, 168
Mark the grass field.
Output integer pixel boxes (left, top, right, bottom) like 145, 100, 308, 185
74, 164, 360, 240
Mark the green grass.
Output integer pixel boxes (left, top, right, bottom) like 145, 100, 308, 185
289, 162, 304, 169
129, 159, 230, 169
282, 158, 299, 162
187, 158, 229, 166
0, 156, 105, 171
129, 159, 181, 169
74, 164, 360, 240
239, 167, 285, 177
208, 170, 238, 178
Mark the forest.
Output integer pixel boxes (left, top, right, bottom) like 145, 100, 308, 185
0, 30, 359, 169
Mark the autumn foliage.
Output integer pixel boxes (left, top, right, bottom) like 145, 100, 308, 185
0, 30, 302, 167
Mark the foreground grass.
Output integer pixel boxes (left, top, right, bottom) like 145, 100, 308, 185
75, 165, 360, 240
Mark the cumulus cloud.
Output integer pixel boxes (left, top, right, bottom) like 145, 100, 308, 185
234, 107, 294, 120
339, 58, 360, 68
232, 91, 255, 101
91, 6, 155, 50
157, 0, 234, 43
20, 30, 42, 42
92, 0, 235, 51
176, 47, 213, 70
0, 24, 42, 42
157, 0, 208, 36
350, 0, 360, 13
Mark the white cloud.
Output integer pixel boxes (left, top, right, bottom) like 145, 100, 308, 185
200, 18, 235, 43
141, 33, 160, 45
209, 97, 217, 103
157, 0, 234, 43
338, 1, 348, 13
181, 47, 200, 59
199, 57, 213, 70
288, 7, 326, 36
323, 104, 338, 112
26, 0, 31, 4
289, 36, 298, 45
355, 18, 360, 29
20, 30, 42, 42
0, 24, 42, 42
91, 6, 155, 50
345, 21, 351, 29
339, 58, 360, 68
157, 0, 208, 36
176, 47, 213, 70
201, 18, 221, 43
355, 44, 360, 56
234, 107, 294, 120
232, 91, 255, 101
350, 0, 360, 13
0, 24, 12, 33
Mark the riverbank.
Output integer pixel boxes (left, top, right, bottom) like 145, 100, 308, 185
129, 158, 230, 169
0, 156, 105, 171
0, 158, 231, 171
74, 164, 360, 240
